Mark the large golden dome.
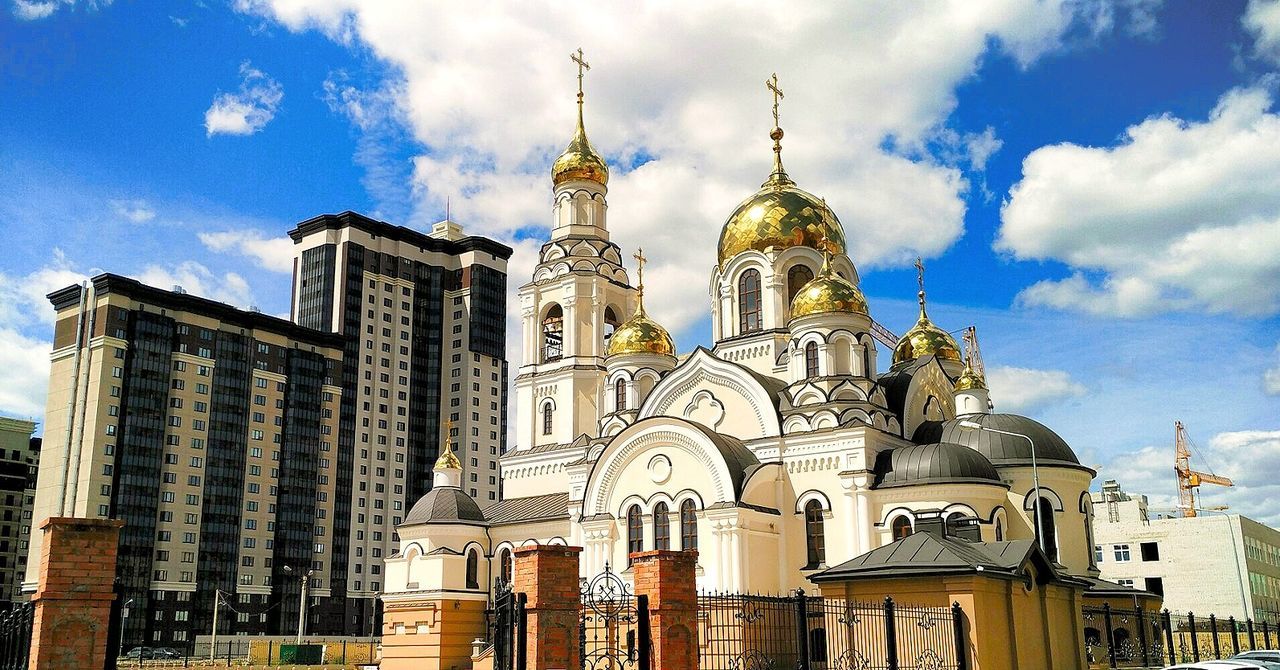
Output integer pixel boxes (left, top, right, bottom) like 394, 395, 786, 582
790, 253, 868, 319
552, 89, 608, 187
717, 128, 846, 266
893, 303, 961, 365
607, 310, 675, 357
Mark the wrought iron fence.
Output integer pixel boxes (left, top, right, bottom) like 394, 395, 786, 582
488, 580, 526, 670
1082, 604, 1280, 669
0, 603, 32, 670
580, 563, 650, 670
698, 591, 964, 670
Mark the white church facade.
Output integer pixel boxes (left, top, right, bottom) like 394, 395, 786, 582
386, 70, 1102, 602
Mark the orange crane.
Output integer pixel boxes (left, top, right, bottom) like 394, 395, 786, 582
1174, 420, 1233, 517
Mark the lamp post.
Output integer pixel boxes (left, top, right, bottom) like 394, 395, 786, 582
283, 565, 315, 645
118, 598, 133, 660
958, 420, 1047, 557
1194, 506, 1250, 619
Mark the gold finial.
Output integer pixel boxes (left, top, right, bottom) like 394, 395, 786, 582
765, 73, 791, 185
816, 233, 835, 276
571, 48, 590, 124
914, 256, 928, 314
632, 247, 648, 314
434, 417, 462, 470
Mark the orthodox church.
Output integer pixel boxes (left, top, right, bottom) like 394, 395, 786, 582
385, 67, 1101, 601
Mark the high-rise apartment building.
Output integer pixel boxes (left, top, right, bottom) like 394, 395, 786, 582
25, 274, 347, 649
287, 211, 510, 634
0, 418, 39, 605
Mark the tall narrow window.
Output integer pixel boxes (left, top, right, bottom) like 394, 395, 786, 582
542, 304, 564, 362
738, 269, 762, 333
680, 499, 698, 552
804, 500, 826, 568
627, 505, 643, 564
995, 517, 1005, 542
465, 549, 479, 589
787, 264, 814, 306
891, 516, 913, 541
615, 381, 626, 411
498, 548, 513, 584
542, 403, 553, 436
604, 306, 619, 347
804, 342, 819, 378
1036, 497, 1058, 562
653, 502, 670, 551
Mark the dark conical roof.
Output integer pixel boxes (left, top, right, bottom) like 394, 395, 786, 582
872, 442, 1003, 489
403, 487, 487, 526
912, 413, 1082, 469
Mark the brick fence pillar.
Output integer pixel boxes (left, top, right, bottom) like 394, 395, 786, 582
514, 545, 582, 670
632, 550, 698, 670
30, 517, 124, 670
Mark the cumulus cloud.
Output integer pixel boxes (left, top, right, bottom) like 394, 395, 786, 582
1244, 0, 1280, 65
230, 0, 1143, 338
199, 229, 294, 273
204, 62, 284, 137
986, 365, 1087, 413
137, 262, 253, 308
109, 199, 156, 223
1000, 84, 1280, 317
0, 328, 53, 419
10, 0, 109, 20
1100, 430, 1280, 525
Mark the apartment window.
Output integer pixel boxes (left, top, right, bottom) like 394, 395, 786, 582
1140, 542, 1160, 561
1094, 545, 1103, 563
1145, 577, 1164, 596
1113, 544, 1131, 562
1117, 579, 1134, 588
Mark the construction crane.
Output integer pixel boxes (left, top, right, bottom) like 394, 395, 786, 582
962, 326, 986, 379
1174, 420, 1233, 517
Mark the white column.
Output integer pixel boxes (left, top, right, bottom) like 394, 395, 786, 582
729, 526, 742, 590
855, 486, 873, 553
843, 489, 858, 559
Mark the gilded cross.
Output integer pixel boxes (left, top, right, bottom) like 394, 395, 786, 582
633, 247, 647, 288
442, 417, 453, 450
767, 72, 784, 128
571, 48, 590, 100
914, 257, 926, 295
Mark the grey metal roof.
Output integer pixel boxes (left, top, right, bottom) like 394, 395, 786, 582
808, 532, 1073, 585
1079, 575, 1161, 600
872, 442, 1005, 489
403, 487, 487, 526
912, 413, 1085, 469
483, 492, 571, 525
875, 356, 939, 420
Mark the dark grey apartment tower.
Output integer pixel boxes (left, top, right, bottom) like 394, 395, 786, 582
288, 212, 511, 635
0, 419, 38, 605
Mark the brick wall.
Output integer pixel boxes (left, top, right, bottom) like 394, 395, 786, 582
513, 545, 581, 670
633, 550, 698, 670
30, 517, 124, 670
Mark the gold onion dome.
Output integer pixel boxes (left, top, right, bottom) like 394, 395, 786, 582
717, 126, 846, 266
434, 421, 462, 470
954, 364, 987, 392
790, 248, 868, 319
893, 295, 961, 365
606, 293, 675, 358
552, 49, 608, 187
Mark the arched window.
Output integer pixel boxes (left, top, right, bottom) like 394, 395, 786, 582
994, 517, 1004, 542
738, 269, 762, 334
680, 500, 698, 552
653, 502, 670, 551
891, 516, 913, 541
615, 381, 626, 411
498, 548, 512, 585
804, 500, 826, 568
604, 306, 619, 346
542, 304, 564, 362
787, 264, 814, 307
804, 342, 819, 378
465, 549, 479, 589
1036, 497, 1058, 562
541, 402, 553, 436
626, 505, 644, 564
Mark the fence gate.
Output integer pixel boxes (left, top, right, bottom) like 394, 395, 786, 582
580, 563, 650, 670
490, 580, 526, 670
0, 603, 32, 670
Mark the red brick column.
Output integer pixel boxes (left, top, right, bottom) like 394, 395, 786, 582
513, 545, 582, 670
30, 517, 124, 670
632, 550, 698, 670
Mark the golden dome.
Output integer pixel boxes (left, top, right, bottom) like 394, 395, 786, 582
434, 420, 462, 470
954, 364, 987, 392
717, 128, 846, 266
790, 250, 868, 319
893, 304, 961, 365
551, 78, 608, 187
607, 310, 676, 357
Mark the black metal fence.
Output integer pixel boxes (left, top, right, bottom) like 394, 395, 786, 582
0, 603, 32, 670
580, 564, 650, 670
1083, 604, 1280, 668
699, 591, 965, 670
489, 581, 526, 670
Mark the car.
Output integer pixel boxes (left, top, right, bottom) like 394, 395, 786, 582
121, 647, 156, 660
153, 647, 183, 659
1165, 661, 1280, 669
1236, 652, 1280, 663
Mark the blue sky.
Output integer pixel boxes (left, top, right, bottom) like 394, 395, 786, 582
2, 1, 1279, 519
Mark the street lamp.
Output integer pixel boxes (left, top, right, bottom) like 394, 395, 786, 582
283, 565, 315, 645
118, 598, 134, 660
1193, 506, 1250, 619
958, 420, 1047, 557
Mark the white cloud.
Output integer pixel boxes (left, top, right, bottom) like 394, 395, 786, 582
1245, 0, 1280, 65
234, 0, 1142, 338
1000, 84, 1280, 317
986, 365, 1087, 413
0, 249, 92, 326
137, 261, 253, 308
10, 0, 108, 20
204, 62, 284, 137
1265, 343, 1280, 395
199, 229, 294, 273
0, 328, 52, 420
109, 198, 156, 223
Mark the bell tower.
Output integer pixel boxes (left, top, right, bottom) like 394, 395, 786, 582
514, 48, 638, 450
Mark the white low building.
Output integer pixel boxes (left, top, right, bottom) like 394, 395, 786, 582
1091, 480, 1280, 622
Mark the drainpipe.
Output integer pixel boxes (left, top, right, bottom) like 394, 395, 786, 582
56, 282, 89, 516
65, 283, 98, 515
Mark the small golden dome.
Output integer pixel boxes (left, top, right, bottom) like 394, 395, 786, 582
954, 364, 987, 392
607, 311, 676, 357
434, 421, 462, 470
790, 250, 868, 319
717, 126, 846, 266
893, 305, 961, 365
551, 93, 608, 187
